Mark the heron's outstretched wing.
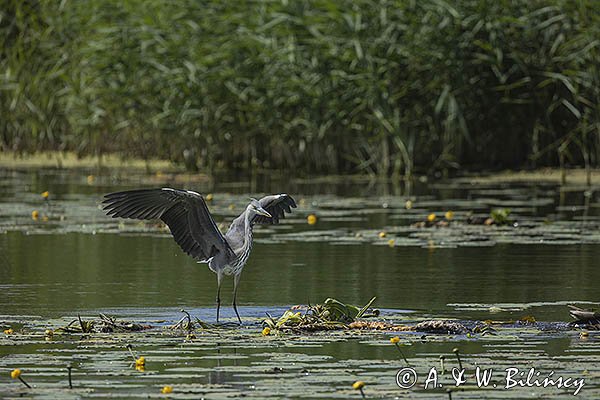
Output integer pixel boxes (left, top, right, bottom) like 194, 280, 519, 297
254, 194, 297, 224
102, 188, 234, 262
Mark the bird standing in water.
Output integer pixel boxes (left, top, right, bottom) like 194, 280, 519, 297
102, 188, 296, 323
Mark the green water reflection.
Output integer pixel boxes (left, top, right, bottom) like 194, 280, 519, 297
1, 231, 599, 322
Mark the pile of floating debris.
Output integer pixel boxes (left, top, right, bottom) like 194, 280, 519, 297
47, 302, 599, 336
263, 297, 379, 332
263, 297, 499, 335
55, 314, 150, 333
263, 299, 600, 335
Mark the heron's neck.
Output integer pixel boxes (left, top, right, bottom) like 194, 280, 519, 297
242, 211, 254, 247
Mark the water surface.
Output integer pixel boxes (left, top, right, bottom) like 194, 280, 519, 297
1, 168, 599, 398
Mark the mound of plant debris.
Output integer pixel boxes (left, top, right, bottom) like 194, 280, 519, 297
263, 299, 600, 335
55, 314, 151, 333
263, 297, 498, 335
263, 297, 379, 332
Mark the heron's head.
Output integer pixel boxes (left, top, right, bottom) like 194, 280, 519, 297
248, 198, 272, 218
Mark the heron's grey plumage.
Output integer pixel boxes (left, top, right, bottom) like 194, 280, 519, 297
225, 194, 297, 249
102, 188, 296, 323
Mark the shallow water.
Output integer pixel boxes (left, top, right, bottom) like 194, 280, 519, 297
1, 168, 600, 398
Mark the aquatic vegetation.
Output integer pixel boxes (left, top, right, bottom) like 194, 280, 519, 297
169, 309, 215, 332
352, 381, 366, 399
262, 299, 510, 337
55, 314, 150, 334
348, 321, 411, 331
10, 368, 31, 388
519, 315, 537, 325
264, 297, 378, 333
490, 208, 512, 225
1, 171, 600, 398
580, 331, 590, 339
0, 307, 599, 398
452, 348, 463, 370
2, 1, 599, 175
390, 337, 410, 366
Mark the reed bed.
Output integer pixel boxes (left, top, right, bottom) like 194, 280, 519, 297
1, 0, 599, 175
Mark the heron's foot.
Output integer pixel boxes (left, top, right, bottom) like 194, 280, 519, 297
232, 303, 242, 325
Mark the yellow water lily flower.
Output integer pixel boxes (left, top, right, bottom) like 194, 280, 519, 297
135, 356, 145, 367
378, 231, 386, 238
4, 328, 13, 335
390, 336, 400, 344
307, 214, 317, 225
41, 191, 49, 199
427, 213, 436, 222
87, 175, 95, 184
161, 385, 173, 394
352, 381, 365, 390
580, 331, 589, 338
445, 211, 454, 220
405, 200, 413, 209
10, 368, 31, 388
205, 193, 213, 201
262, 327, 271, 336
387, 239, 395, 247
31, 210, 39, 220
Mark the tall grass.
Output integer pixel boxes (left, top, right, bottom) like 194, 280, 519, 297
1, 0, 599, 176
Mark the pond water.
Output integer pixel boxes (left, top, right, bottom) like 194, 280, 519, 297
1, 167, 600, 398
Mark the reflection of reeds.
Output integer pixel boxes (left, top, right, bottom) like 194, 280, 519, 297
1, 1, 599, 175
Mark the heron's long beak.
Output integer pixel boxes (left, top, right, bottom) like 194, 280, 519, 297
257, 207, 272, 218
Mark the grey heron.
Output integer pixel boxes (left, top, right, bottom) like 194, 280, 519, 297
102, 188, 296, 323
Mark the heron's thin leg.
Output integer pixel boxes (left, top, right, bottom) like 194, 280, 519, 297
232, 273, 242, 324
216, 272, 223, 323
